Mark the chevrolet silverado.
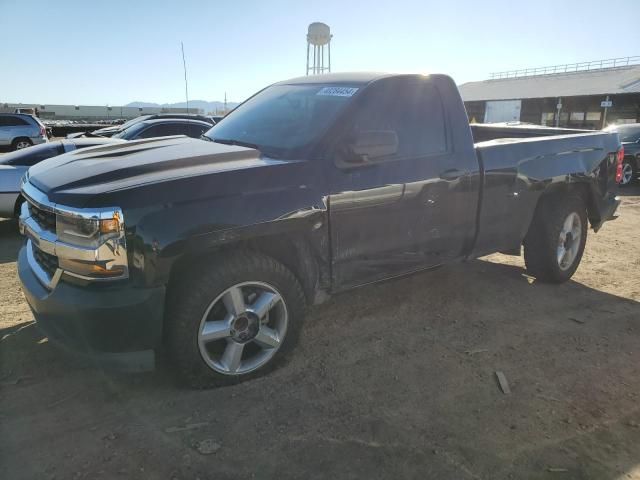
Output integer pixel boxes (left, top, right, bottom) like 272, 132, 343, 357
18, 73, 622, 387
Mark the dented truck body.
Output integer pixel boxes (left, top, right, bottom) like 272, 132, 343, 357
17, 73, 620, 371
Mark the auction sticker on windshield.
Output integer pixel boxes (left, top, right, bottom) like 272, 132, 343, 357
316, 86, 359, 97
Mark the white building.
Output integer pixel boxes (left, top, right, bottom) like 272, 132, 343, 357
0, 102, 203, 120
459, 56, 640, 128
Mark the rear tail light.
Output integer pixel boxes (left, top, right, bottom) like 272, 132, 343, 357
615, 146, 625, 183
39, 125, 46, 137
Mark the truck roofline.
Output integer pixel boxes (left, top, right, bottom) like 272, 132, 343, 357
276, 72, 453, 86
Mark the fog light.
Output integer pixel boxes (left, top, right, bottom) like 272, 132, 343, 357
59, 258, 126, 278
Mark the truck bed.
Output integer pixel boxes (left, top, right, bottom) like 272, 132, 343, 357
470, 131, 620, 257
470, 123, 590, 143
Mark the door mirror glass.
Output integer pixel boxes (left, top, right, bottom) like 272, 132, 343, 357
344, 130, 399, 165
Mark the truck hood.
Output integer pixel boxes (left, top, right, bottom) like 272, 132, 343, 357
27, 136, 291, 206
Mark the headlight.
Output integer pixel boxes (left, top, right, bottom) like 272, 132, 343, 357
56, 211, 122, 248
20, 179, 129, 287
54, 209, 128, 280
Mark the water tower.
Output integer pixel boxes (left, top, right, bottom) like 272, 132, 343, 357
306, 22, 332, 75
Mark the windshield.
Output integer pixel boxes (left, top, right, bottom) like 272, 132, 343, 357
117, 115, 152, 130
610, 125, 640, 142
112, 122, 147, 139
204, 83, 361, 158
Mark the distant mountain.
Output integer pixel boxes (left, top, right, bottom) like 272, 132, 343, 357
125, 100, 239, 114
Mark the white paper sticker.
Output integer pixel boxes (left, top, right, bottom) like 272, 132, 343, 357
316, 86, 359, 97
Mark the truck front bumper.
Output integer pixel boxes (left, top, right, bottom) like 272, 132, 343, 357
18, 245, 165, 372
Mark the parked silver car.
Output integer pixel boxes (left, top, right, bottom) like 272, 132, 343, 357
0, 113, 48, 151
0, 137, 124, 217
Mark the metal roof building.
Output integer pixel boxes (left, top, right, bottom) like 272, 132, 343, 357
0, 103, 203, 120
459, 57, 640, 129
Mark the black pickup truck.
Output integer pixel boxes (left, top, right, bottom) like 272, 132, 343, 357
18, 73, 621, 387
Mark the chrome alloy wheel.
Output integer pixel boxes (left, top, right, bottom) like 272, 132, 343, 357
15, 140, 31, 150
620, 162, 634, 185
197, 281, 288, 375
557, 212, 582, 271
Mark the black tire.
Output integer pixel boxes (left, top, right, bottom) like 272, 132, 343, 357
165, 250, 306, 388
11, 137, 32, 151
13, 196, 25, 218
618, 159, 637, 187
523, 193, 588, 283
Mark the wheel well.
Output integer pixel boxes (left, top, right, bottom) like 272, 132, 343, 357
13, 195, 24, 217
246, 235, 320, 302
11, 136, 31, 145
535, 183, 598, 227
167, 234, 321, 305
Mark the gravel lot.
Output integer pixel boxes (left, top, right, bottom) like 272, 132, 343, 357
1, 187, 639, 479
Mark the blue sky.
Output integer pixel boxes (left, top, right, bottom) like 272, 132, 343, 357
1, 0, 638, 105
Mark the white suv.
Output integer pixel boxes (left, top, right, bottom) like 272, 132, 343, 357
0, 114, 48, 151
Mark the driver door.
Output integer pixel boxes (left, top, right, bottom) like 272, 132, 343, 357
328, 77, 470, 290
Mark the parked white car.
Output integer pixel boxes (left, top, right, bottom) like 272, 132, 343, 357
0, 137, 124, 217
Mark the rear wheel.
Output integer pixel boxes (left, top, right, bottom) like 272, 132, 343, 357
619, 160, 637, 187
166, 251, 306, 388
523, 194, 588, 283
12, 138, 32, 150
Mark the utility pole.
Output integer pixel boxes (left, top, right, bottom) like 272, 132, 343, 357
181, 42, 189, 113
555, 97, 562, 127
601, 95, 611, 129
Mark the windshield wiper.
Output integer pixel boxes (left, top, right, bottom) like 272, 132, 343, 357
212, 138, 261, 150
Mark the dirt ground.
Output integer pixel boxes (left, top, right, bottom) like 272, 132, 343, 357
1, 188, 639, 480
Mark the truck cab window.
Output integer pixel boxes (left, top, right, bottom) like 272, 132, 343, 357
349, 79, 447, 160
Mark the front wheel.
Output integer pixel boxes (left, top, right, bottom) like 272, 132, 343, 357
166, 251, 306, 388
523, 194, 588, 283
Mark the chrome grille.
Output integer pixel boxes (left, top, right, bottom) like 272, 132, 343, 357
28, 202, 56, 232
32, 245, 59, 278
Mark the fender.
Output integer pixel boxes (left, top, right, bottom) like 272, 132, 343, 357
127, 184, 331, 300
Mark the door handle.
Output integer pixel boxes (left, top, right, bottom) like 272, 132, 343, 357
439, 169, 466, 181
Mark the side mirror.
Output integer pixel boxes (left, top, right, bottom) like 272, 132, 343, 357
345, 130, 399, 164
